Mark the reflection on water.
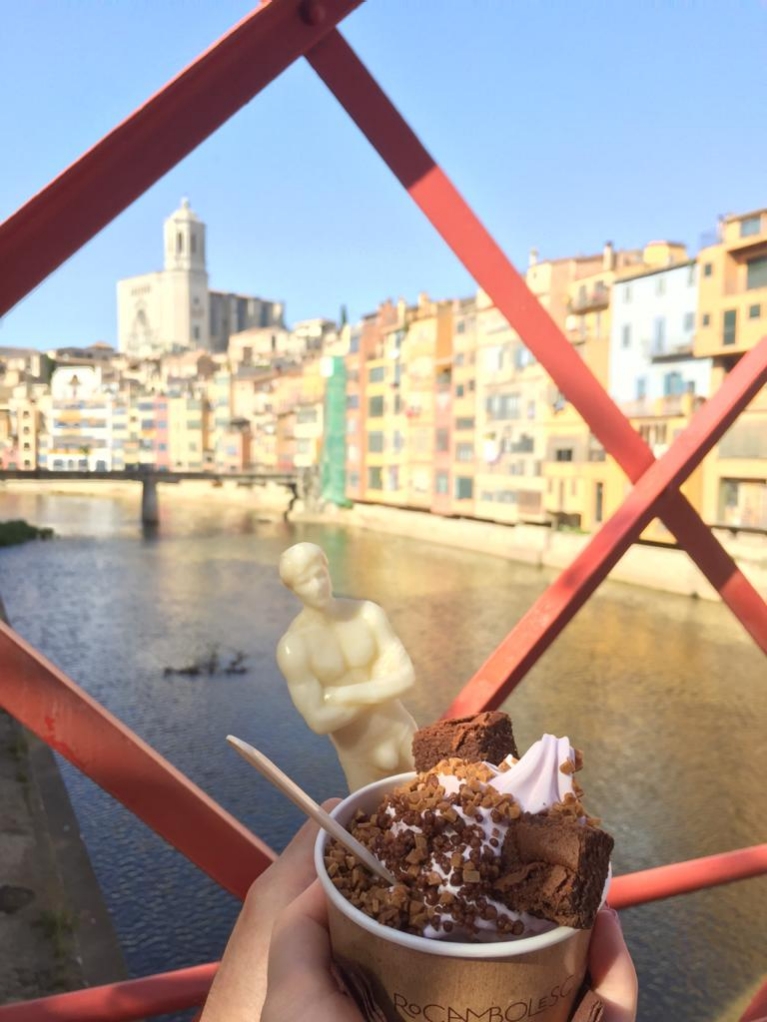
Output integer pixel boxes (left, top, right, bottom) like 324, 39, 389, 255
1, 491, 765, 1021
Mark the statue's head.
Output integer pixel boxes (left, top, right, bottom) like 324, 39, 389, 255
279, 542, 332, 609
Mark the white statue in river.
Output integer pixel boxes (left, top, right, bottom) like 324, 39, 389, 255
276, 542, 417, 792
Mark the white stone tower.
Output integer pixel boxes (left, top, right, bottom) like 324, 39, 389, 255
163, 197, 205, 273
161, 198, 210, 351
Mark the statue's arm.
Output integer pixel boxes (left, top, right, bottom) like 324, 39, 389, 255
276, 632, 359, 734
325, 603, 415, 708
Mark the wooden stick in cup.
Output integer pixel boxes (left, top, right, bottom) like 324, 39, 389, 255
226, 735, 397, 886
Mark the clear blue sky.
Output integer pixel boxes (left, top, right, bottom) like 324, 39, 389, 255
1, 0, 765, 349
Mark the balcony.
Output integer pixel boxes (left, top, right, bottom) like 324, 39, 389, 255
643, 337, 695, 360
621, 393, 704, 419
568, 285, 610, 314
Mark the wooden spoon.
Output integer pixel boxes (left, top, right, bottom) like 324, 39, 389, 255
226, 735, 397, 886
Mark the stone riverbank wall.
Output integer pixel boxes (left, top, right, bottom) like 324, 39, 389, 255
0, 591, 126, 1005
2, 477, 766, 600
297, 501, 767, 602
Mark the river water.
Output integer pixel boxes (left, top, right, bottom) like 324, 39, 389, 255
0, 490, 765, 1022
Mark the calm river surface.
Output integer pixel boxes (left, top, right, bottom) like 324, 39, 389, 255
1, 490, 765, 1022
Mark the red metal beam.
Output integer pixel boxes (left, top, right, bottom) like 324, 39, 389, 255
306, 30, 767, 656
0, 619, 275, 898
0, 13, 764, 1021
609, 844, 767, 910
0, 963, 217, 1022
3, 844, 765, 1022
0, 0, 363, 318
741, 978, 767, 1022
445, 339, 767, 715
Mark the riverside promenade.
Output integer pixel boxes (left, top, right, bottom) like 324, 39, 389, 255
3, 476, 767, 601
0, 593, 125, 1004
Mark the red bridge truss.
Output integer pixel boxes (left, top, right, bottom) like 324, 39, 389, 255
0, 1, 765, 1018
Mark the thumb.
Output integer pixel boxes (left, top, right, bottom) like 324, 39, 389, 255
264, 881, 364, 1021
588, 909, 638, 1022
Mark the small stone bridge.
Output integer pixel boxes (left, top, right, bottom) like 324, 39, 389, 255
0, 469, 300, 524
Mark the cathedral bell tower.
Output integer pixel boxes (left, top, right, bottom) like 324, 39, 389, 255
164, 197, 206, 272
161, 198, 210, 351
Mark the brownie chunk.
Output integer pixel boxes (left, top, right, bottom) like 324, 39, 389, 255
412, 711, 519, 773
495, 813, 613, 929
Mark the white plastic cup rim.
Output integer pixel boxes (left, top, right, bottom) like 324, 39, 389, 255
314, 771, 610, 960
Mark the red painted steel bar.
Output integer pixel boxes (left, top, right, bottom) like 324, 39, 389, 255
4, 845, 765, 1022
1, 6, 764, 662
0, 619, 275, 898
609, 844, 767, 910
445, 338, 767, 715
0, 11, 764, 1021
306, 30, 767, 656
0, 0, 362, 318
741, 978, 767, 1022
0, 963, 217, 1022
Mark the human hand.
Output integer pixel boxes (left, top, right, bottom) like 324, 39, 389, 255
261, 879, 365, 1021
582, 907, 638, 1022
199, 801, 346, 1022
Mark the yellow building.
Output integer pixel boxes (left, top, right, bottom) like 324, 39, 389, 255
632, 393, 708, 541
401, 295, 451, 509
542, 393, 709, 537
274, 369, 301, 472
527, 248, 603, 334
231, 369, 279, 470
706, 411, 767, 529
293, 358, 325, 472
695, 208, 767, 361
540, 403, 612, 532
357, 298, 416, 505
167, 396, 205, 471
439, 296, 477, 516
362, 347, 392, 501
473, 288, 550, 524
695, 209, 767, 530
375, 318, 409, 506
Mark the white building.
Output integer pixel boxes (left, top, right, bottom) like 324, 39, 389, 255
291, 318, 338, 355
40, 364, 128, 471
117, 199, 284, 358
608, 260, 712, 406
0, 347, 50, 388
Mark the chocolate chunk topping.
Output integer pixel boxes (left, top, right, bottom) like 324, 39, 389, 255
412, 712, 519, 773
497, 813, 613, 929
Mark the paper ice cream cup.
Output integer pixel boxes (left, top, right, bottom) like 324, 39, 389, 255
315, 773, 608, 1022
